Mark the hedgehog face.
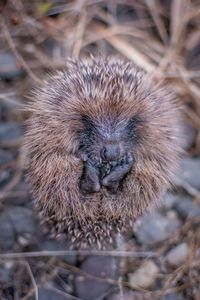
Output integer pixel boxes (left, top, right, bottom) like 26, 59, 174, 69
77, 114, 140, 194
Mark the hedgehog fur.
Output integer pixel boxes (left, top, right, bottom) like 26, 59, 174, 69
24, 57, 182, 248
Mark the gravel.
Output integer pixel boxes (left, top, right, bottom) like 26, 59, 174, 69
0, 51, 24, 80
175, 195, 200, 218
0, 207, 36, 250
0, 121, 22, 142
128, 260, 159, 288
0, 149, 13, 166
75, 255, 120, 300
165, 243, 189, 267
0, 211, 15, 250
180, 120, 196, 150
177, 157, 200, 190
134, 211, 181, 246
28, 287, 78, 300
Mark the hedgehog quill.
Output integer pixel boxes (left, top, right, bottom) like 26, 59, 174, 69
24, 58, 182, 248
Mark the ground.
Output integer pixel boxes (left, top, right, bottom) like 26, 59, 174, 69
0, 1, 200, 299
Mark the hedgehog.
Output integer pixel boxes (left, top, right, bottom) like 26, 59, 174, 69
24, 57, 182, 248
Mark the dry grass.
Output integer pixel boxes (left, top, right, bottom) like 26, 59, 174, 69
0, 0, 200, 299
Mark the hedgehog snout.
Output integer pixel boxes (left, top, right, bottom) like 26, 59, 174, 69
100, 144, 120, 162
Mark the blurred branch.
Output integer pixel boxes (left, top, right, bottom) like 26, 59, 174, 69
0, 17, 43, 84
145, 0, 168, 45
72, 0, 87, 59
92, 22, 155, 72
0, 249, 158, 259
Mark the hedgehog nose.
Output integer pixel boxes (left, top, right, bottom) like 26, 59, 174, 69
101, 145, 120, 161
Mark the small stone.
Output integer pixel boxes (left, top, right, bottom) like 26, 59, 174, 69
162, 292, 186, 300
176, 157, 200, 190
17, 233, 33, 247
0, 264, 12, 285
28, 287, 75, 300
135, 212, 181, 246
0, 149, 13, 166
7, 207, 36, 234
128, 260, 159, 288
5, 182, 30, 206
165, 243, 189, 267
108, 290, 149, 300
180, 120, 196, 150
0, 122, 22, 142
0, 207, 37, 250
0, 51, 23, 80
75, 256, 119, 300
154, 292, 186, 300
0, 207, 36, 250
0, 169, 11, 187
0, 105, 2, 122
175, 196, 200, 218
163, 192, 180, 210
0, 211, 15, 250
166, 210, 178, 220
0, 149, 14, 186
39, 238, 77, 265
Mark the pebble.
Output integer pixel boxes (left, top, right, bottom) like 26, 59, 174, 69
154, 292, 186, 300
108, 290, 149, 300
40, 238, 77, 265
0, 149, 14, 187
75, 255, 119, 300
0, 169, 11, 187
0, 207, 36, 250
175, 195, 200, 218
7, 207, 36, 235
0, 149, 13, 166
176, 157, 200, 190
0, 263, 13, 285
28, 287, 77, 300
180, 120, 196, 150
128, 260, 159, 288
163, 192, 180, 210
5, 181, 31, 206
162, 292, 186, 300
135, 212, 181, 246
0, 105, 2, 122
165, 243, 189, 267
0, 51, 23, 80
0, 211, 15, 250
0, 121, 22, 142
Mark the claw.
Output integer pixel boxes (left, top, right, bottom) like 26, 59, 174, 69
101, 152, 134, 191
80, 158, 100, 193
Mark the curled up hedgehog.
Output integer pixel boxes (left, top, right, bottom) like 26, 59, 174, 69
24, 58, 182, 248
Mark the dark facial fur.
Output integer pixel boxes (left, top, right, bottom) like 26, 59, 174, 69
78, 115, 138, 193
23, 58, 182, 248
